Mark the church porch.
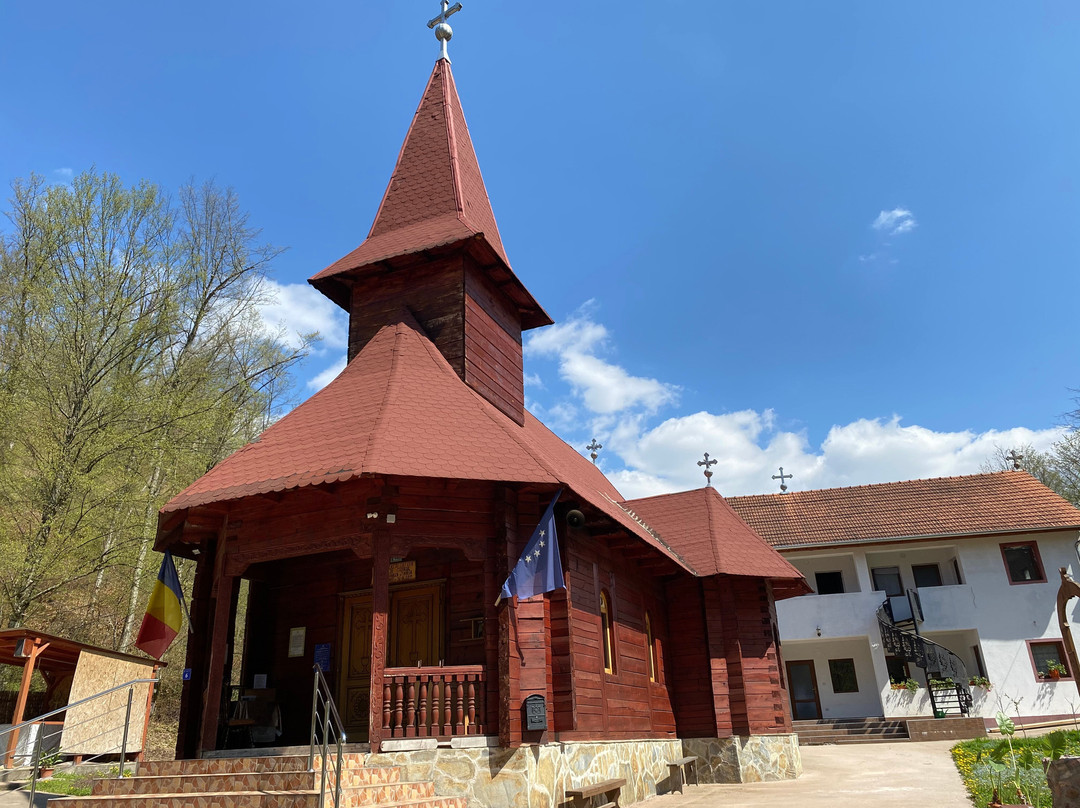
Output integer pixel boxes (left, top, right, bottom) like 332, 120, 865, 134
166, 476, 505, 759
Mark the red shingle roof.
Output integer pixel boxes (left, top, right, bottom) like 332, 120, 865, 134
161, 318, 689, 572
309, 60, 550, 328
727, 472, 1080, 549
623, 487, 808, 596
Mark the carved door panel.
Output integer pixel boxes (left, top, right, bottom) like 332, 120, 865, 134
338, 584, 444, 739
389, 584, 442, 668
339, 595, 373, 737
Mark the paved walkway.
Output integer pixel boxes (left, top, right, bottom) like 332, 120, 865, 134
649, 741, 971, 808
0, 784, 61, 808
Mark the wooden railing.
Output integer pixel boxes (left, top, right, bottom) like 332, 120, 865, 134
381, 666, 486, 739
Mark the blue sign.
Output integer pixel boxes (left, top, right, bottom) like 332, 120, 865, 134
182, 668, 192, 681
314, 643, 331, 673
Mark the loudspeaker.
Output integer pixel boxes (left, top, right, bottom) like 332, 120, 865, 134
566, 510, 586, 529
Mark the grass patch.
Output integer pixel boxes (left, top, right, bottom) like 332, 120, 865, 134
34, 765, 133, 797
952, 731, 1080, 807
34, 771, 95, 796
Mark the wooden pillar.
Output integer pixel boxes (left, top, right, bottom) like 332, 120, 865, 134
4, 638, 42, 768
198, 572, 236, 755
482, 548, 500, 733
495, 486, 520, 747
176, 546, 213, 759
368, 529, 391, 753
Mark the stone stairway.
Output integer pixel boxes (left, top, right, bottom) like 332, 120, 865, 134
48, 753, 467, 808
793, 717, 910, 745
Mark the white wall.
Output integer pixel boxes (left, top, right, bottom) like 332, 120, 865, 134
956, 531, 1080, 720
782, 638, 884, 719
778, 529, 1080, 722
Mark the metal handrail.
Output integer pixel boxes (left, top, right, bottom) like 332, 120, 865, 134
308, 664, 345, 808
0, 678, 159, 738
1, 675, 159, 805
877, 603, 973, 715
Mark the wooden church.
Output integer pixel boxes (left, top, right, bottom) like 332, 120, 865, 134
155, 17, 809, 794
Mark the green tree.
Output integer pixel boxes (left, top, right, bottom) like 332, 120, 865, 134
0, 170, 311, 640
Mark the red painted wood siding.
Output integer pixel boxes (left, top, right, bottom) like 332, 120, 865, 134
463, 263, 525, 424
560, 533, 677, 741
348, 257, 466, 370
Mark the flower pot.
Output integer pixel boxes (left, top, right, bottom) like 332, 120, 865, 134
1050, 670, 1062, 680
38, 767, 54, 778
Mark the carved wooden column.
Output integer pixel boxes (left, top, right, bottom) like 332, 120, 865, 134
368, 529, 391, 752
495, 486, 519, 747
483, 547, 500, 733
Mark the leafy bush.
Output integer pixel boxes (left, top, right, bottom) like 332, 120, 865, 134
952, 722, 1079, 807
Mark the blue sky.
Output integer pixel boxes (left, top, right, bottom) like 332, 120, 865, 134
2, 2, 1078, 497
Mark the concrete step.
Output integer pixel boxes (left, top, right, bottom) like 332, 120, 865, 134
795, 717, 909, 745
54, 789, 463, 808
135, 753, 376, 778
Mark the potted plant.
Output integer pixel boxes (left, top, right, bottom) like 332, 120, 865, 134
968, 675, 992, 690
1046, 661, 1067, 680
890, 677, 920, 693
36, 749, 62, 779
929, 677, 956, 690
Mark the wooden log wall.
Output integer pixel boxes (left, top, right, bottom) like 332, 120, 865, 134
348, 257, 465, 369
560, 529, 676, 741
702, 576, 790, 737
345, 254, 527, 424
463, 263, 525, 424
663, 577, 716, 738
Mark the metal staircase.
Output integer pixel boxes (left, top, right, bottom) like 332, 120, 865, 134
877, 594, 973, 717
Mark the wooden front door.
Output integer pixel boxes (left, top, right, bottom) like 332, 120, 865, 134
339, 594, 374, 736
338, 583, 444, 738
786, 660, 822, 720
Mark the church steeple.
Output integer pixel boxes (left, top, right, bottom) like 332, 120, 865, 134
310, 52, 550, 425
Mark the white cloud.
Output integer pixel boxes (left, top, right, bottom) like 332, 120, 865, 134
526, 304, 678, 415
525, 307, 1064, 501
257, 279, 348, 352
309, 356, 347, 391
608, 413, 1063, 500
257, 279, 349, 393
872, 208, 917, 236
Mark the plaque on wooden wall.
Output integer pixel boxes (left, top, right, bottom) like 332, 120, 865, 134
389, 560, 416, 583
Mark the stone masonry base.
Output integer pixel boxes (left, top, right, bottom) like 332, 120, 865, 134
365, 734, 801, 808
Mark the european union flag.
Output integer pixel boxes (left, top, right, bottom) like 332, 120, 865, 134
498, 490, 564, 603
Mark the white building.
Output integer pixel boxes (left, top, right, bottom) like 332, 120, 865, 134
729, 471, 1080, 727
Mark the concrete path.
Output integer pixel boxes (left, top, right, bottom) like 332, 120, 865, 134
0, 784, 62, 808
648, 741, 971, 808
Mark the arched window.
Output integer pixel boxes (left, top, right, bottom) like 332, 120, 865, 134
645, 612, 657, 682
600, 590, 615, 674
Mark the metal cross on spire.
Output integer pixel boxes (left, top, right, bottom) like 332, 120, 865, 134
772, 466, 793, 493
1006, 449, 1024, 471
428, 1, 463, 63
586, 439, 603, 465
698, 453, 717, 486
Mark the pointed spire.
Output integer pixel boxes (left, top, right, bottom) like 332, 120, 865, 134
310, 61, 550, 330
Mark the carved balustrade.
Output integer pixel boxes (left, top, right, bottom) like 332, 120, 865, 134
381, 666, 486, 739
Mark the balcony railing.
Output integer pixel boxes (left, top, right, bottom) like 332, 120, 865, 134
381, 666, 486, 739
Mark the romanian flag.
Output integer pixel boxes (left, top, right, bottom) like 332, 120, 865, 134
135, 551, 185, 659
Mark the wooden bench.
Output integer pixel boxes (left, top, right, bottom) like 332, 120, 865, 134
667, 755, 699, 794
566, 777, 627, 808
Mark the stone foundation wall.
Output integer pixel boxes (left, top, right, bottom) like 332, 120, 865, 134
366, 734, 800, 808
